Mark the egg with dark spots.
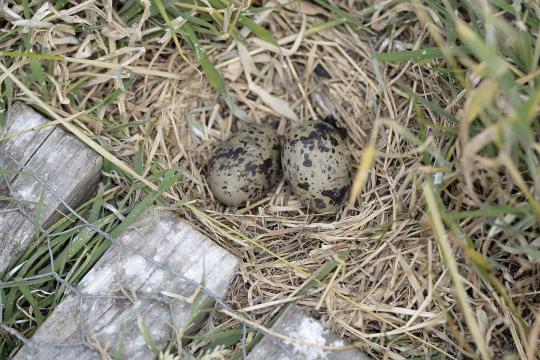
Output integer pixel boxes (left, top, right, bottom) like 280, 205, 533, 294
282, 121, 352, 213
207, 125, 281, 206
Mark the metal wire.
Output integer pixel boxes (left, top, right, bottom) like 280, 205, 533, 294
0, 149, 296, 359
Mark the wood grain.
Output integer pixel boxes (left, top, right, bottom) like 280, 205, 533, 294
0, 102, 102, 274
246, 304, 370, 360
0, 102, 54, 184
14, 208, 238, 360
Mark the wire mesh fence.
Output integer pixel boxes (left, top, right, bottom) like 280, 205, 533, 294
0, 146, 349, 359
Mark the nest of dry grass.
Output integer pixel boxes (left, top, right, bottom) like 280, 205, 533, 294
1, 0, 539, 359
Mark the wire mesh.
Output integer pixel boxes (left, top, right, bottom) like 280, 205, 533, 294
0, 146, 308, 359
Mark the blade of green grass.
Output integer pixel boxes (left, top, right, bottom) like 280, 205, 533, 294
238, 15, 277, 44
18, 284, 44, 325
310, 0, 364, 28
454, 17, 515, 85
139, 318, 159, 354
185, 328, 245, 350
177, 22, 226, 94
21, 0, 50, 102
423, 182, 491, 360
377, 46, 465, 63
399, 83, 458, 124
452, 204, 532, 219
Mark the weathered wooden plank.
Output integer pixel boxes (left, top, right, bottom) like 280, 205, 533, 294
0, 103, 102, 274
14, 207, 239, 360
0, 101, 54, 184
246, 304, 370, 360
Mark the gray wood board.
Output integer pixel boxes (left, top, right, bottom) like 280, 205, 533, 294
246, 304, 370, 360
0, 102, 102, 274
0, 101, 54, 184
14, 207, 239, 360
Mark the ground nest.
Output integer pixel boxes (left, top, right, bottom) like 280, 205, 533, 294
1, 0, 539, 359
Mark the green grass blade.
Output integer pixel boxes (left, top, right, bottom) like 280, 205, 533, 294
377, 47, 465, 63
238, 15, 277, 44
177, 22, 226, 94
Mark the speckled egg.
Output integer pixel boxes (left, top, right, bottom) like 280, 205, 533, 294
282, 121, 352, 213
207, 125, 281, 206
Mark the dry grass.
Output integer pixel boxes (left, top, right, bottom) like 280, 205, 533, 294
1, 1, 539, 359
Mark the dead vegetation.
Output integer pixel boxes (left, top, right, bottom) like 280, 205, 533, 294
1, 1, 539, 359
